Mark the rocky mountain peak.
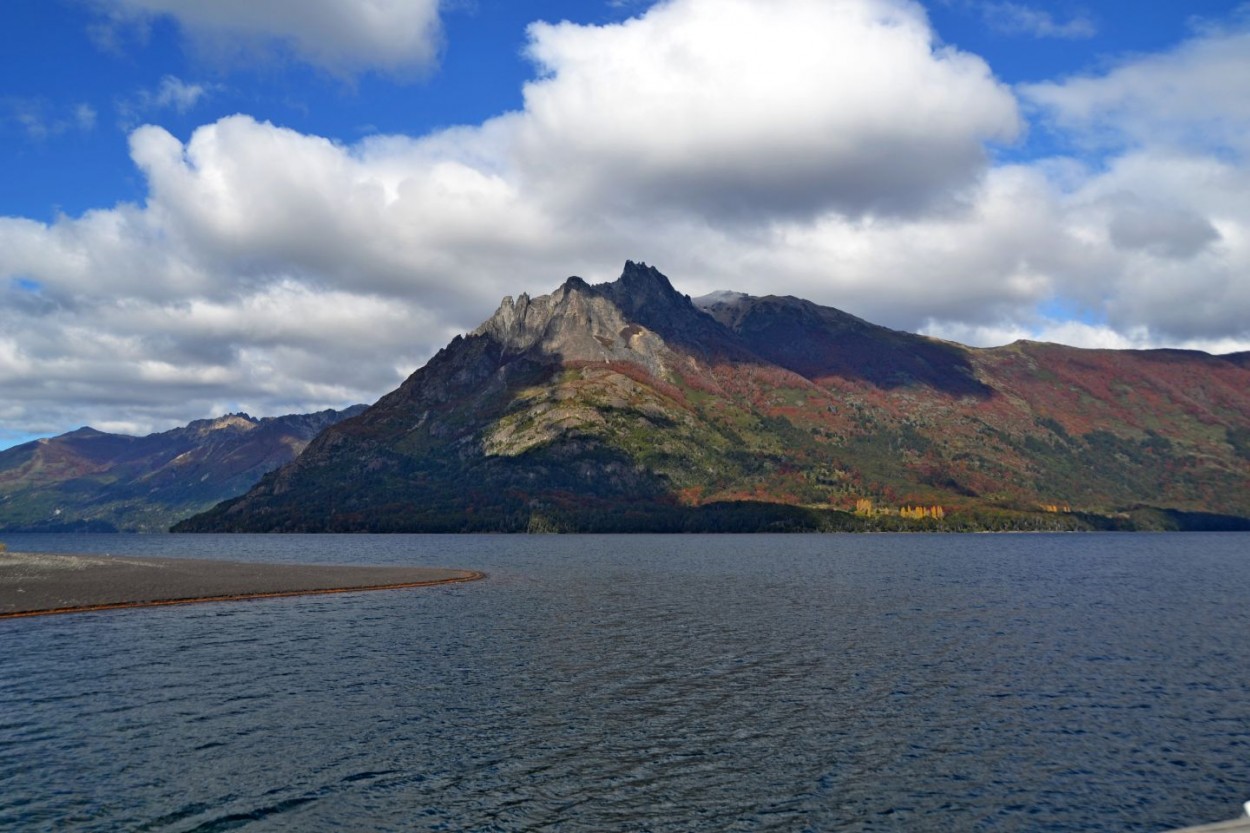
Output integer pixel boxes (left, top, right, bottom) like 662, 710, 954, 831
61, 427, 107, 439
212, 413, 258, 430
180, 413, 260, 438
611, 259, 677, 293
467, 263, 697, 375
594, 260, 689, 319
462, 262, 754, 382
591, 261, 751, 361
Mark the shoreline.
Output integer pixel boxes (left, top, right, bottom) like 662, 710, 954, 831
0, 552, 484, 619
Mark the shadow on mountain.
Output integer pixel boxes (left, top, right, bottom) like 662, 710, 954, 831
1, 518, 121, 533
1114, 507, 1250, 532
700, 294, 992, 398
1222, 351, 1250, 369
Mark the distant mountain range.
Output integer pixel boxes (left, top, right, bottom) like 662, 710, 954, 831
173, 262, 1250, 533
0, 407, 364, 532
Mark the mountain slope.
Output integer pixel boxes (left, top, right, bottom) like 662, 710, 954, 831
177, 262, 1250, 533
0, 407, 364, 532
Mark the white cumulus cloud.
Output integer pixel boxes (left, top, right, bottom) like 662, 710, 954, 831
517, 0, 1021, 219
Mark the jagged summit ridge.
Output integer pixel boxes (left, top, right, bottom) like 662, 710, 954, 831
598, 261, 729, 345
596, 260, 683, 305
184, 413, 260, 436
470, 262, 692, 374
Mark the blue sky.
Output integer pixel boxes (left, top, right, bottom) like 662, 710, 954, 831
2, 0, 1249, 447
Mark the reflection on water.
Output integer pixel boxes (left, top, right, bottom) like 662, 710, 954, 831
2, 533, 1248, 831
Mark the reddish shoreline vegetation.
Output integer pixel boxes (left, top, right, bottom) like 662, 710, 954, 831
0, 550, 484, 619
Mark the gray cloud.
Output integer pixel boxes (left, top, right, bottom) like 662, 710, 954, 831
95, 0, 444, 77
1107, 199, 1220, 260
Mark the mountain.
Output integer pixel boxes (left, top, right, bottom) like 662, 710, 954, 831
0, 407, 365, 532
177, 262, 1250, 533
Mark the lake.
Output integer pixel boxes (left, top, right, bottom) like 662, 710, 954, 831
2, 533, 1248, 832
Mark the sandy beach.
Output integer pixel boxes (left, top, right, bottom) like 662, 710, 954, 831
0, 551, 484, 618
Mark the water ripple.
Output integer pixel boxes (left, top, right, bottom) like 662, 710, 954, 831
2, 533, 1249, 831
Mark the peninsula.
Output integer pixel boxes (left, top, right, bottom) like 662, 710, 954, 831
0, 551, 482, 618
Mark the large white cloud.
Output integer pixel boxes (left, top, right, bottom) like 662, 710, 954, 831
97, 0, 444, 76
516, 0, 1021, 219
4, 0, 1250, 443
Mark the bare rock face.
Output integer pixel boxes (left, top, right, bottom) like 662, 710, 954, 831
473, 270, 671, 378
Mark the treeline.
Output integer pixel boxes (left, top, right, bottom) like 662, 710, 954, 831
178, 497, 1242, 534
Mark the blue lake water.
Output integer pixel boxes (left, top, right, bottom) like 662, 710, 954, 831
2, 532, 1248, 832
